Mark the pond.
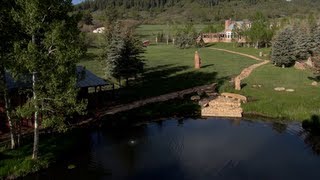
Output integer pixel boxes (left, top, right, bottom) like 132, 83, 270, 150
25, 118, 320, 180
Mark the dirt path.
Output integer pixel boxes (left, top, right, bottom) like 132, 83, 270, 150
209, 47, 269, 90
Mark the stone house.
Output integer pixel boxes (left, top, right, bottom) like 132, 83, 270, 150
198, 19, 251, 43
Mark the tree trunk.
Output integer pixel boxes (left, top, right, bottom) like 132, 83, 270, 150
0, 67, 16, 149
5, 92, 15, 149
32, 71, 39, 159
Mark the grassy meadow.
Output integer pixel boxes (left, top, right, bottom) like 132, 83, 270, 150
79, 24, 320, 121
222, 64, 320, 120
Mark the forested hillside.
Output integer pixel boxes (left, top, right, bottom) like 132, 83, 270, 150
75, 0, 320, 23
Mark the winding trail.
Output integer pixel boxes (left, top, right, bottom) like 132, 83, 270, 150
209, 47, 269, 90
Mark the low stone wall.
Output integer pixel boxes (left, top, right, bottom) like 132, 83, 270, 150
98, 83, 216, 117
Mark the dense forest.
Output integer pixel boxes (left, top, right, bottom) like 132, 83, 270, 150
75, 0, 320, 23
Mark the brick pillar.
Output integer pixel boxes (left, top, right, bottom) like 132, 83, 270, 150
194, 51, 201, 69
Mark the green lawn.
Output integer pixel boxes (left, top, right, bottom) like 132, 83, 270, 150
136, 24, 207, 42
79, 44, 258, 102
209, 42, 271, 60
222, 64, 320, 121
0, 132, 83, 179
79, 37, 320, 121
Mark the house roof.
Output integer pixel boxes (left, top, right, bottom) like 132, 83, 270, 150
76, 66, 108, 88
6, 66, 108, 91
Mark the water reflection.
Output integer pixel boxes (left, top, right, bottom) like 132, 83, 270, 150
27, 118, 320, 180
302, 115, 320, 155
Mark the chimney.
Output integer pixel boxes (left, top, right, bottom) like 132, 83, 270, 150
225, 18, 232, 30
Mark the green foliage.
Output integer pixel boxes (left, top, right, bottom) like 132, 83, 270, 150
75, 0, 320, 24
104, 23, 145, 83
13, 0, 87, 131
201, 24, 224, 33
174, 24, 197, 49
80, 10, 93, 25
293, 25, 314, 60
245, 12, 275, 48
271, 27, 296, 67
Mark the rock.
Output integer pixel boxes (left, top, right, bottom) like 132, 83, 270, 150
221, 92, 247, 103
197, 91, 202, 95
68, 164, 76, 169
190, 95, 201, 101
252, 85, 257, 88
294, 61, 306, 70
258, 85, 262, 88
274, 87, 285, 91
311, 81, 318, 86
286, 89, 295, 92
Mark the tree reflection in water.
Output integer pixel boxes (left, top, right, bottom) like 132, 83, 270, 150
302, 115, 320, 155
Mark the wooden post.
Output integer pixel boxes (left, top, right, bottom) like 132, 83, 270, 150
194, 51, 201, 69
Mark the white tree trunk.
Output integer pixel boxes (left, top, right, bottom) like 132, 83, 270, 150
32, 71, 39, 159
4, 90, 15, 149
1, 67, 16, 149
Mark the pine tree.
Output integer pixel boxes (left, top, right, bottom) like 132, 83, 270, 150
14, 0, 86, 159
271, 27, 296, 67
104, 24, 145, 85
294, 25, 313, 60
312, 25, 320, 55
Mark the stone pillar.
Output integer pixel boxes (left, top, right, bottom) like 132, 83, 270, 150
259, 51, 263, 57
235, 77, 241, 90
155, 37, 158, 44
194, 51, 201, 69
172, 38, 175, 45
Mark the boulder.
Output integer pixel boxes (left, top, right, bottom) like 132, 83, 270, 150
190, 95, 201, 101
221, 92, 247, 103
286, 89, 295, 92
274, 87, 285, 91
311, 81, 318, 86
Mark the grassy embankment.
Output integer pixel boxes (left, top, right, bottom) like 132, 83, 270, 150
0, 131, 84, 179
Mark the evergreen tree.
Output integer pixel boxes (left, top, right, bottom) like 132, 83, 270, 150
271, 27, 296, 67
294, 25, 313, 60
312, 25, 320, 55
104, 24, 145, 85
13, 0, 86, 159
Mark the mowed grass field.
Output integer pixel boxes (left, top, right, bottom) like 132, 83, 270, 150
222, 64, 320, 121
79, 44, 259, 102
79, 24, 320, 121
136, 24, 211, 42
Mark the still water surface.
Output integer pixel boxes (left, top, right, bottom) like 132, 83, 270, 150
27, 118, 320, 180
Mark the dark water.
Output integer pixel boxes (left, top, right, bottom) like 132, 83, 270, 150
26, 118, 320, 180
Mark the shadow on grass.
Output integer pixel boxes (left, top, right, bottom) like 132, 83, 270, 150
201, 64, 214, 68
308, 76, 320, 82
115, 64, 229, 103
